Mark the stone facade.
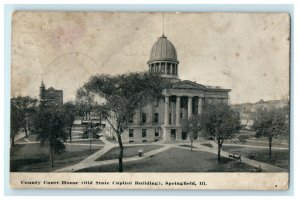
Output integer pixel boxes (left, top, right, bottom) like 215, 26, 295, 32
39, 81, 63, 107
232, 99, 289, 130
121, 34, 231, 143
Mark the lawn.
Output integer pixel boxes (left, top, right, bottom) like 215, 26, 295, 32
224, 140, 289, 148
16, 133, 39, 142
178, 144, 198, 149
10, 143, 102, 172
70, 139, 105, 145
201, 143, 213, 148
96, 145, 163, 161
222, 145, 289, 170
79, 147, 257, 172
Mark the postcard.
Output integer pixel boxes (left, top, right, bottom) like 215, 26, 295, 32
10, 11, 290, 190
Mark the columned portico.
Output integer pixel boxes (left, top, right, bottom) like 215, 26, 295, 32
176, 96, 181, 125
162, 94, 201, 142
198, 97, 203, 114
188, 96, 192, 119
164, 96, 169, 126
163, 95, 171, 142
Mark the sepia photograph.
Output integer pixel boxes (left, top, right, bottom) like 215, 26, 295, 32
9, 11, 290, 190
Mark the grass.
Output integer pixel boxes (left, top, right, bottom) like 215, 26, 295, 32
179, 144, 198, 149
69, 139, 105, 145
201, 143, 213, 148
10, 143, 102, 172
96, 145, 163, 161
78, 147, 257, 172
222, 145, 289, 170
16, 133, 39, 142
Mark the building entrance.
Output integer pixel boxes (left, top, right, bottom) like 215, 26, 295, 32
171, 129, 176, 141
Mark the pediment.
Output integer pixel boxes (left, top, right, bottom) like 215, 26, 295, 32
171, 80, 206, 90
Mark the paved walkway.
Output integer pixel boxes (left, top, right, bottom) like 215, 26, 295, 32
56, 141, 173, 172
246, 139, 289, 146
222, 143, 289, 150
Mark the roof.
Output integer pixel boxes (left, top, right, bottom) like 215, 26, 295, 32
148, 34, 178, 63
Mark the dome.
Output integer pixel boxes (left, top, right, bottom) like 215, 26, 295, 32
148, 34, 179, 63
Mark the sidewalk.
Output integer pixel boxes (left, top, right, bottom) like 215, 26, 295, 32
55, 142, 174, 172
55, 138, 288, 173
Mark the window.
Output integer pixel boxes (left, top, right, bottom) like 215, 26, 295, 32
129, 129, 134, 137
154, 113, 159, 123
142, 129, 147, 137
169, 113, 171, 125
142, 113, 147, 123
155, 128, 159, 137
180, 113, 183, 118
129, 115, 133, 123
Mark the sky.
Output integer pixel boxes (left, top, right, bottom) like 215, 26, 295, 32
11, 12, 290, 104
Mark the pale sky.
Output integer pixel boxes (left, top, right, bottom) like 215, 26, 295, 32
11, 12, 290, 104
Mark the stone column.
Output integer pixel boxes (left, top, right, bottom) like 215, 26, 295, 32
149, 103, 153, 126
164, 96, 169, 125
158, 63, 161, 73
176, 96, 181, 125
198, 97, 203, 114
188, 96, 192, 119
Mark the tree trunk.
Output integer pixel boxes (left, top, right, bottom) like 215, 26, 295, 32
50, 146, 54, 167
117, 132, 124, 172
90, 139, 92, 151
24, 125, 28, 137
269, 135, 272, 158
217, 142, 221, 162
69, 127, 72, 143
11, 133, 15, 147
190, 140, 193, 151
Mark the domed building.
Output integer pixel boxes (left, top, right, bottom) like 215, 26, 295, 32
122, 34, 231, 143
147, 34, 179, 82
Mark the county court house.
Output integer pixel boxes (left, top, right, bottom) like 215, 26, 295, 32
122, 34, 231, 143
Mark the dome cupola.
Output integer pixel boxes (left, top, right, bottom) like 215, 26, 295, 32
148, 34, 179, 79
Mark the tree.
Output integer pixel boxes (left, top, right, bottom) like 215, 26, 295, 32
253, 106, 289, 158
76, 87, 98, 118
10, 96, 38, 138
81, 72, 164, 172
62, 101, 76, 142
182, 115, 201, 151
200, 103, 240, 161
10, 99, 23, 147
33, 106, 67, 167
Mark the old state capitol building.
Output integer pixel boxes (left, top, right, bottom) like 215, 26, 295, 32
120, 34, 231, 143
